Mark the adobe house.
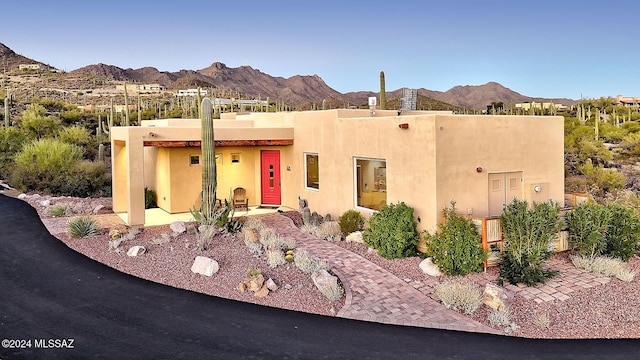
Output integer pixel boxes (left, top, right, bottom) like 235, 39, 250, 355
110, 109, 564, 232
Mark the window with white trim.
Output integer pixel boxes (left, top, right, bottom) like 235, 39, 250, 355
355, 157, 386, 210
305, 153, 319, 190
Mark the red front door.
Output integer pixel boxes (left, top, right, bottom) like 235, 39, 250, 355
260, 150, 281, 205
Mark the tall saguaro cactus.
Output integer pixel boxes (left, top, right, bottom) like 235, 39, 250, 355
379, 71, 386, 110
201, 98, 217, 221
123, 82, 130, 126
4, 89, 9, 127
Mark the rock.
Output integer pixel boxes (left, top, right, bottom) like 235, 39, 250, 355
93, 204, 105, 214
243, 228, 259, 243
311, 269, 338, 290
170, 221, 187, 234
18, 193, 27, 199
245, 274, 265, 292
266, 278, 278, 291
254, 284, 270, 298
345, 231, 364, 243
483, 283, 514, 311
284, 284, 293, 290
419, 258, 442, 277
237, 283, 247, 292
126, 245, 146, 257
190, 256, 219, 276
40, 199, 51, 207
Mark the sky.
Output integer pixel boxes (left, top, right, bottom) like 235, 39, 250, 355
1, 0, 638, 100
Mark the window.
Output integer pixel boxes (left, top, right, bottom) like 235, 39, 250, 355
189, 155, 200, 166
231, 153, 241, 164
305, 153, 319, 190
355, 158, 386, 210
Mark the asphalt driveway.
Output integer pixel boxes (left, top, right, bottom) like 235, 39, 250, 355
1, 194, 639, 359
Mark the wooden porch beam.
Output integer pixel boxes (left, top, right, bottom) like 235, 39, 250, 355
143, 139, 293, 147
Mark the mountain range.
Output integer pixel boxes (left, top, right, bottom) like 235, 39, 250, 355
1, 42, 575, 110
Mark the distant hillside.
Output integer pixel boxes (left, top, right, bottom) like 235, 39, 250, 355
70, 62, 351, 107
0, 43, 49, 71
1, 41, 576, 109
345, 82, 575, 111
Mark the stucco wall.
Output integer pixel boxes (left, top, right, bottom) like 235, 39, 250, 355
290, 110, 439, 228
433, 115, 565, 219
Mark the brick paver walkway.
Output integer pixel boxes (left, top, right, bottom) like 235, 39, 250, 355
258, 214, 501, 334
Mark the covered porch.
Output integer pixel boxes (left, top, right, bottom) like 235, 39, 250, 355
111, 118, 294, 226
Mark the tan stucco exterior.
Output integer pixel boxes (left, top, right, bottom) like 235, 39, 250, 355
111, 109, 564, 231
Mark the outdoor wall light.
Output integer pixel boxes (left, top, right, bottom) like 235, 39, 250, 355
534, 185, 542, 192
476, 167, 483, 173
398, 123, 409, 129
148, 132, 157, 138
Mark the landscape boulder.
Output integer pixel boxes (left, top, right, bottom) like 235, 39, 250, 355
126, 245, 146, 257
170, 221, 187, 234
311, 269, 338, 291
190, 256, 219, 276
483, 283, 514, 311
419, 257, 442, 277
345, 231, 363, 243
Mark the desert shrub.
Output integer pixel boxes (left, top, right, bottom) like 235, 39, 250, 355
294, 249, 329, 274
533, 313, 551, 329
434, 280, 483, 315
570, 254, 636, 281
67, 216, 99, 238
260, 233, 285, 250
565, 202, 611, 258
145, 186, 157, 209
47, 203, 72, 217
580, 160, 626, 194
300, 224, 317, 235
266, 248, 286, 268
152, 233, 173, 246
566, 202, 640, 261
425, 202, 486, 275
338, 209, 366, 235
0, 126, 28, 180
315, 221, 342, 242
363, 202, 419, 259
62, 161, 112, 197
11, 138, 82, 193
19, 103, 61, 139
487, 310, 511, 327
242, 218, 265, 232
604, 203, 640, 261
499, 199, 561, 286
56, 125, 92, 148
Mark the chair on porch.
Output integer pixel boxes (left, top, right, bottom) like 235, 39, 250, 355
232, 187, 249, 210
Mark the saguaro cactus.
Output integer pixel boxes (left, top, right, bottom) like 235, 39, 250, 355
123, 82, 130, 126
379, 71, 386, 110
201, 98, 217, 221
4, 89, 9, 127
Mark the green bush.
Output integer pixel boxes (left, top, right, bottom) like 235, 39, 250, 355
425, 202, 486, 275
0, 126, 28, 180
145, 186, 157, 209
566, 202, 640, 261
565, 202, 610, 258
338, 209, 366, 235
10, 138, 83, 194
363, 202, 419, 259
67, 216, 99, 238
604, 203, 640, 261
499, 199, 561, 286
